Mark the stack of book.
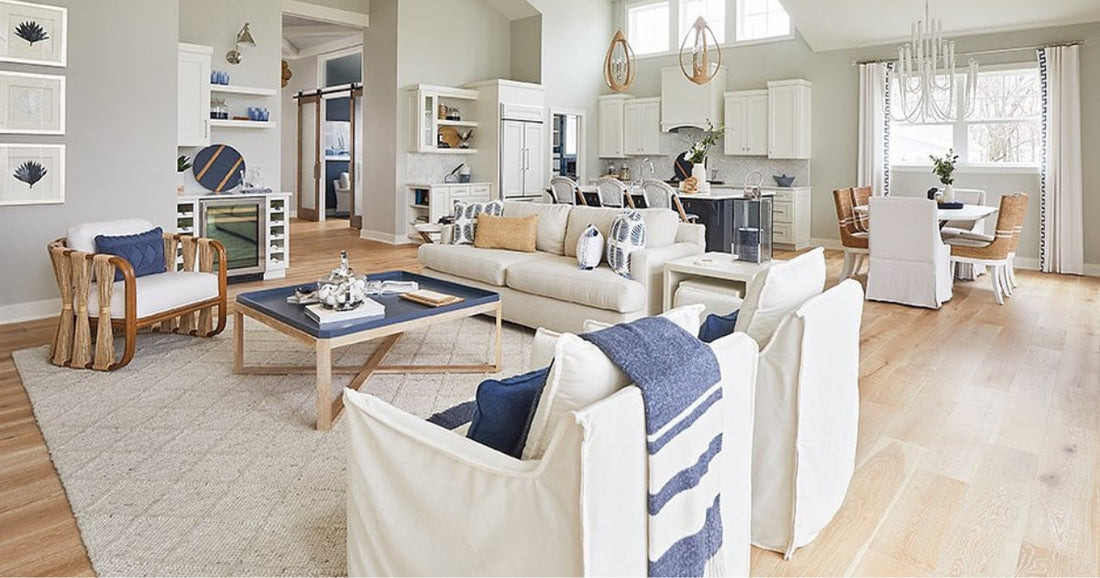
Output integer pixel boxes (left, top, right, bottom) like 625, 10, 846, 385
305, 299, 385, 326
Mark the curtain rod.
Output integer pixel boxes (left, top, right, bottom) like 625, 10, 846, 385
851, 40, 1084, 66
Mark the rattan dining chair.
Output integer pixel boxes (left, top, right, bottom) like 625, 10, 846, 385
945, 193, 1028, 305
549, 176, 579, 205
832, 187, 869, 280
851, 186, 872, 232
594, 177, 628, 208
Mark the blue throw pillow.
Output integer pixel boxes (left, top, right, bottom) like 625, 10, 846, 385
95, 227, 167, 282
699, 309, 739, 343
466, 366, 549, 457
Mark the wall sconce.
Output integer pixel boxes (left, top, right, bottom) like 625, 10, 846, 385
679, 17, 721, 85
604, 30, 636, 92
226, 22, 257, 65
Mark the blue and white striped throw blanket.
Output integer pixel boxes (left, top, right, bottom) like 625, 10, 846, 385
581, 316, 725, 577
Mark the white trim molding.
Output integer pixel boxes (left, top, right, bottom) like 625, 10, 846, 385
0, 297, 60, 324
360, 229, 406, 245
282, 0, 369, 28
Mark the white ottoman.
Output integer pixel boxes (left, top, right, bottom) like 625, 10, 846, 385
674, 279, 744, 317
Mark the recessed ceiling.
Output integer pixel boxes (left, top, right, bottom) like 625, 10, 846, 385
282, 13, 361, 54
782, 0, 1100, 52
482, 0, 540, 20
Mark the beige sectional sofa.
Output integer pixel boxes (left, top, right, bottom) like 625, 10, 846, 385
418, 202, 705, 333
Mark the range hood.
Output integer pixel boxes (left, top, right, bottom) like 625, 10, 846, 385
660, 65, 727, 132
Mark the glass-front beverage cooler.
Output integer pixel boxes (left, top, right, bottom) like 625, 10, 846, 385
199, 197, 266, 276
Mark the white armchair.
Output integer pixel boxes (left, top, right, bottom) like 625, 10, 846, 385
750, 280, 864, 557
866, 196, 953, 309
344, 331, 760, 576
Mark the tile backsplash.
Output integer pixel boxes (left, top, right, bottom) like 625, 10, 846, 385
610, 127, 811, 188
407, 154, 472, 184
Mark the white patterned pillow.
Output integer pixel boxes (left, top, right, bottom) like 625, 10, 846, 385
452, 200, 504, 245
575, 224, 604, 270
606, 211, 646, 278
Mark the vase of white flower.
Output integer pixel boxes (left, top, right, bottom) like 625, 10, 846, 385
686, 121, 726, 194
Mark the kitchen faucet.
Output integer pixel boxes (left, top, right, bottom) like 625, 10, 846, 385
638, 157, 656, 187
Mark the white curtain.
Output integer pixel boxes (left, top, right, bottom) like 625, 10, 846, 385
1038, 45, 1084, 274
857, 62, 892, 196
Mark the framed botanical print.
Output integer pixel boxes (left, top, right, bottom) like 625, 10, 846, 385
0, 143, 64, 205
0, 0, 67, 67
0, 71, 63, 134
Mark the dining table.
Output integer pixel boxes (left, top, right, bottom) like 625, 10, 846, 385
853, 203, 999, 229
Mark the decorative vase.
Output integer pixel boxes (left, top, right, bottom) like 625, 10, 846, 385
691, 162, 709, 193
942, 184, 955, 203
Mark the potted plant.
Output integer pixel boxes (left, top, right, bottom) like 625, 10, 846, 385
177, 155, 192, 195
929, 148, 958, 203
687, 121, 726, 192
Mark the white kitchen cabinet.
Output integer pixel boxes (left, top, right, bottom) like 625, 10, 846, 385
500, 118, 546, 200
407, 84, 480, 154
406, 183, 492, 242
177, 43, 212, 147
723, 90, 768, 156
767, 79, 812, 160
661, 66, 726, 132
624, 97, 661, 156
598, 94, 631, 158
765, 187, 812, 249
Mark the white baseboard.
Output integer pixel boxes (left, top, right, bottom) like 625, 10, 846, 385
808, 237, 843, 250
0, 297, 60, 325
359, 229, 406, 245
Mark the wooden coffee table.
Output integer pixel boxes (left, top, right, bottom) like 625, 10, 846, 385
234, 271, 502, 431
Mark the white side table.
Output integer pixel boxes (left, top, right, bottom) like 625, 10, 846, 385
662, 252, 779, 311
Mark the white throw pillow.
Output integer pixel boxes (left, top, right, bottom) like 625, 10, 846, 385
575, 224, 604, 269
452, 200, 504, 245
522, 303, 708, 460
606, 211, 646, 278
528, 327, 560, 371
734, 247, 826, 348
67, 219, 157, 253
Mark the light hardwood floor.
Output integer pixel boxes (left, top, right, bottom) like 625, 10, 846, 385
1, 218, 1097, 576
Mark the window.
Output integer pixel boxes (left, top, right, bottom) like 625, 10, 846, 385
680, 0, 726, 45
891, 66, 1042, 167
627, 1, 670, 56
736, 0, 790, 42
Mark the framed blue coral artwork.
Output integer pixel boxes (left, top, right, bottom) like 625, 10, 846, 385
0, 144, 64, 205
0, 0, 66, 67
0, 71, 64, 134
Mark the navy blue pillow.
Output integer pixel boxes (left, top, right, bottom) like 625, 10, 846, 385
466, 366, 549, 457
95, 227, 167, 282
698, 309, 740, 343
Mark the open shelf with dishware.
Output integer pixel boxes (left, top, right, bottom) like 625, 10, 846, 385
407, 84, 480, 154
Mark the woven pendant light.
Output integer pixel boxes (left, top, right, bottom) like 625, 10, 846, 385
679, 17, 722, 85
604, 30, 636, 92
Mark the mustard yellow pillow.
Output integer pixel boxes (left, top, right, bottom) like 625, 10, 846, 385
474, 214, 539, 252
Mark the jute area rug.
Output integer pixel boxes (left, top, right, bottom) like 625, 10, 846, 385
13, 316, 534, 576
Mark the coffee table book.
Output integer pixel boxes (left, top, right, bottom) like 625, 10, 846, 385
305, 299, 385, 326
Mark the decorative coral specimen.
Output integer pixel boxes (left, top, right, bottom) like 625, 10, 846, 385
13, 160, 47, 188
14, 20, 49, 45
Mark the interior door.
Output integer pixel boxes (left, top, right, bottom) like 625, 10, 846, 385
297, 94, 322, 221
500, 121, 524, 199
523, 122, 546, 196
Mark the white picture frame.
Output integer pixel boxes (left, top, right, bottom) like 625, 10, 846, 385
0, 0, 66, 67
0, 71, 63, 134
0, 143, 64, 205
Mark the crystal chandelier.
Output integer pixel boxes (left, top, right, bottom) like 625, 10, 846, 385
894, 0, 978, 123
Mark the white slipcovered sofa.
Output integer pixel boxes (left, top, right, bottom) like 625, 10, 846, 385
418, 202, 705, 333
344, 329, 759, 576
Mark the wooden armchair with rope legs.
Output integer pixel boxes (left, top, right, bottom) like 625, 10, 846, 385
46, 231, 227, 371
832, 188, 870, 280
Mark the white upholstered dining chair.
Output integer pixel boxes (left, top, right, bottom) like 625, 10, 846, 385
940, 188, 989, 280
866, 196, 953, 309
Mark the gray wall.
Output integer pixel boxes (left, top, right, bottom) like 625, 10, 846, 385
360, 0, 400, 240
0, 0, 180, 321
180, 0, 282, 195
614, 20, 1100, 267
279, 55, 319, 214
296, 0, 369, 14
510, 15, 542, 84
